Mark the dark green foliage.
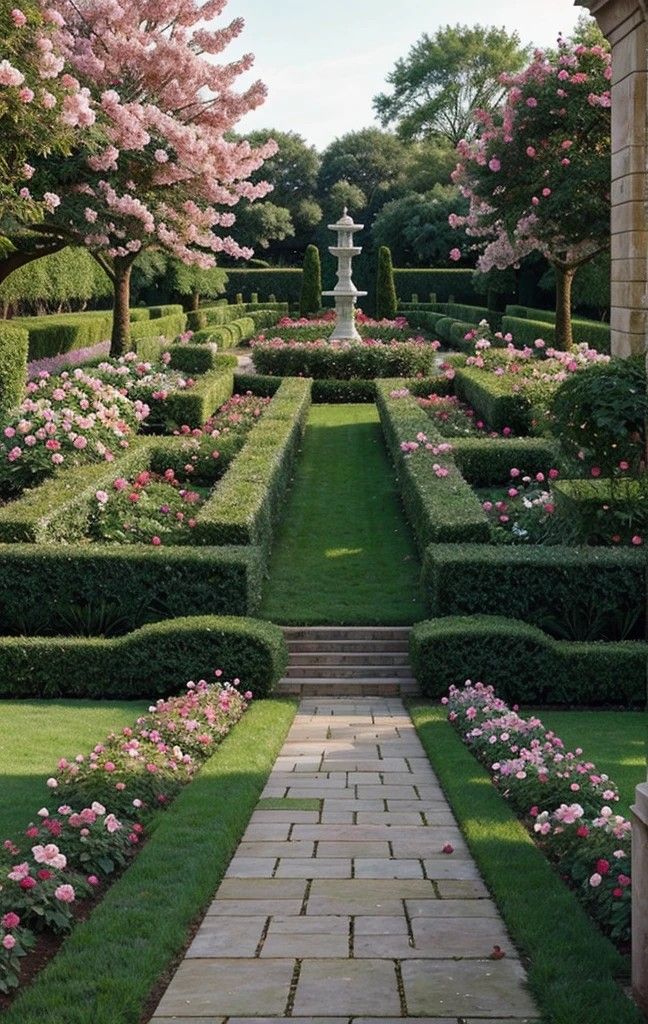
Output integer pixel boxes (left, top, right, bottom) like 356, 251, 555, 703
453, 367, 532, 434
552, 478, 648, 545
193, 378, 312, 549
451, 437, 559, 485
0, 616, 287, 699
224, 269, 303, 303
151, 369, 234, 431
0, 325, 28, 420
129, 311, 187, 343
234, 373, 283, 397
375, 381, 490, 549
251, 342, 438, 380
550, 356, 647, 474
15, 312, 113, 360
501, 314, 611, 353
190, 316, 257, 349
410, 615, 647, 706
394, 269, 478, 304
299, 245, 322, 316
375, 246, 398, 320
168, 346, 238, 375
422, 545, 646, 641
0, 544, 262, 637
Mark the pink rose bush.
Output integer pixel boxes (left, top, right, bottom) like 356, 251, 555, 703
0, 367, 149, 497
251, 337, 439, 380
88, 466, 207, 546
417, 392, 514, 439
0, 675, 250, 993
444, 681, 632, 943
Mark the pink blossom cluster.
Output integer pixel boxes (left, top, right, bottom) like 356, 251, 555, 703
1, 675, 251, 994
0, 367, 149, 498
444, 681, 632, 944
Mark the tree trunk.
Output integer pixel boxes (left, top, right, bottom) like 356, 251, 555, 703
189, 288, 200, 311
553, 263, 575, 350
110, 257, 134, 357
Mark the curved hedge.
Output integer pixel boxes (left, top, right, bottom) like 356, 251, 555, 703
0, 616, 287, 699
410, 615, 647, 706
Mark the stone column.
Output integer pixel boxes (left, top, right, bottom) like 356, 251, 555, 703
576, 2, 648, 1011
578, 0, 648, 357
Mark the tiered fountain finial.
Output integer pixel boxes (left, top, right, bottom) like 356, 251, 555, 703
322, 207, 367, 341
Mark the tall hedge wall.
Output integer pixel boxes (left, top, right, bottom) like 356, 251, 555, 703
224, 269, 303, 303
394, 269, 478, 304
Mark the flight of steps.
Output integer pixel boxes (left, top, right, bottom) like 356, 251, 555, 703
277, 626, 418, 697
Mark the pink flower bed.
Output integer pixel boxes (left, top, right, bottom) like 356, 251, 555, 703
444, 681, 632, 944
0, 675, 251, 994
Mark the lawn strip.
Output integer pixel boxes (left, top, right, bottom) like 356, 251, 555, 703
0, 700, 146, 840
537, 710, 646, 817
2, 698, 297, 1024
409, 701, 643, 1024
261, 403, 425, 624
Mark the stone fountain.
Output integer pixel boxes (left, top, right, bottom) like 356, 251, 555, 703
323, 207, 367, 341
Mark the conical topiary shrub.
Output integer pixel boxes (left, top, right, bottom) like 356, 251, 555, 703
375, 245, 398, 320
299, 244, 322, 317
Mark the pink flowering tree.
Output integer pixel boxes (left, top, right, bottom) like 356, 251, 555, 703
0, 2, 96, 277
16, 0, 275, 355
450, 39, 611, 349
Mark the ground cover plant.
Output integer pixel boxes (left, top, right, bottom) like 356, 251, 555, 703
0, 675, 252, 997
261, 403, 425, 624
443, 682, 635, 945
0, 697, 296, 1024
410, 701, 644, 1024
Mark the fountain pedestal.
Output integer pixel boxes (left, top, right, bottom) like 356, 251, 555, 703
322, 208, 367, 341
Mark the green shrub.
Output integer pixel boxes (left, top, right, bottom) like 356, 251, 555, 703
375, 381, 489, 550
0, 616, 286, 699
14, 312, 113, 360
186, 303, 245, 332
551, 477, 648, 545
410, 615, 647, 706
168, 345, 237, 375
234, 373, 283, 397
0, 544, 261, 637
152, 369, 234, 430
376, 246, 398, 320
251, 340, 438, 380
147, 304, 185, 319
0, 248, 111, 317
191, 315, 256, 349
451, 437, 559, 485
0, 324, 28, 420
300, 245, 322, 317
446, 302, 490, 324
393, 269, 479, 304
502, 314, 611, 353
130, 311, 187, 343
224, 269, 303, 303
194, 378, 312, 548
422, 545, 646, 641
454, 367, 533, 434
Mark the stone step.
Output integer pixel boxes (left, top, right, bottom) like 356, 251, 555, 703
283, 626, 411, 641
284, 664, 415, 680
288, 652, 411, 667
276, 678, 420, 696
287, 639, 410, 654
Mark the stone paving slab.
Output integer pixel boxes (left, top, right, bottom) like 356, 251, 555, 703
152, 698, 538, 1023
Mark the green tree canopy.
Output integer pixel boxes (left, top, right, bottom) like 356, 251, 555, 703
374, 24, 528, 144
372, 185, 469, 266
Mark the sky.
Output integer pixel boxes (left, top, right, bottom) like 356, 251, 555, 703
225, 0, 586, 150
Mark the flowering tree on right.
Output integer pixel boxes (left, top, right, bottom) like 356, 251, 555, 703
450, 39, 611, 349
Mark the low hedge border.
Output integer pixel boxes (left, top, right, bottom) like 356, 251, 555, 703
502, 314, 611, 354
129, 311, 187, 344
0, 324, 28, 421
192, 316, 257, 349
233, 373, 453, 404
422, 544, 647, 641
0, 544, 262, 638
453, 367, 533, 434
375, 380, 490, 549
193, 377, 312, 548
410, 615, 648, 706
251, 340, 439, 380
152, 368, 234, 430
0, 614, 287, 700
134, 336, 237, 376
451, 436, 559, 485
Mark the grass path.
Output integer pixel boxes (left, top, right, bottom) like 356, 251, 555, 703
0, 700, 146, 839
261, 404, 424, 624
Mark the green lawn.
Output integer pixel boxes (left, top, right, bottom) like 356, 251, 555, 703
410, 702, 643, 1024
0, 700, 146, 840
538, 710, 646, 816
261, 403, 425, 623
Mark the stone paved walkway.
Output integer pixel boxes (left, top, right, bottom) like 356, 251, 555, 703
151, 698, 539, 1023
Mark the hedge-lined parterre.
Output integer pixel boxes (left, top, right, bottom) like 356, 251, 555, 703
453, 366, 533, 434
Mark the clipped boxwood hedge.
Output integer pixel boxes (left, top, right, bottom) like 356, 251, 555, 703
0, 544, 262, 638
151, 368, 234, 430
193, 377, 312, 548
224, 268, 303, 303
192, 316, 257, 349
451, 437, 559, 486
501, 314, 611, 354
0, 323, 28, 420
394, 269, 479, 304
422, 544, 647, 641
410, 615, 647, 706
16, 311, 113, 360
0, 615, 287, 699
130, 311, 187, 343
251, 341, 438, 380
454, 367, 533, 434
375, 380, 489, 549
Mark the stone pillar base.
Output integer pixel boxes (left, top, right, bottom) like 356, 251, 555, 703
632, 781, 648, 1012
